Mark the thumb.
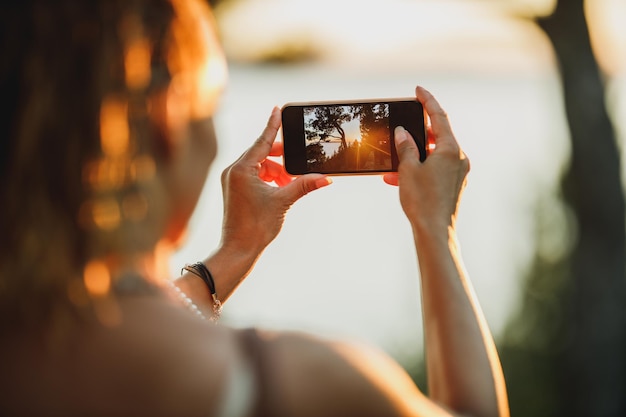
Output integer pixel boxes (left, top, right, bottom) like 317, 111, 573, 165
394, 126, 421, 163
279, 174, 332, 205
243, 107, 282, 164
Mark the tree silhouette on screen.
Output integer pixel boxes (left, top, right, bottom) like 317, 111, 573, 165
304, 105, 360, 149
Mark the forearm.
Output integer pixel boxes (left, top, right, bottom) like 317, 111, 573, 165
414, 223, 508, 417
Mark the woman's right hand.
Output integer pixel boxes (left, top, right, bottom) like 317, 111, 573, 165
219, 107, 331, 256
174, 109, 331, 308
383, 86, 470, 235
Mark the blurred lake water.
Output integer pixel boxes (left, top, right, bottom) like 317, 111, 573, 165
170, 62, 624, 363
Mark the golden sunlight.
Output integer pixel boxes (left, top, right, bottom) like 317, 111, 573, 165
215, 0, 626, 75
100, 96, 129, 158
83, 158, 127, 192
83, 260, 112, 297
169, 0, 228, 119
587, 0, 626, 74
343, 118, 361, 144
91, 198, 122, 231
215, 0, 556, 74
125, 37, 152, 90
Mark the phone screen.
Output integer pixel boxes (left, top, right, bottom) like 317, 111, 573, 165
282, 99, 425, 175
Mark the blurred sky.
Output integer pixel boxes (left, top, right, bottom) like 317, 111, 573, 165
170, 0, 626, 362
215, 0, 626, 75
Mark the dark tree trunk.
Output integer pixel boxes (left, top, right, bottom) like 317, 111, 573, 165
538, 1, 626, 415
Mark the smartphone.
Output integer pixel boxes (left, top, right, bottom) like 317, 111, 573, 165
281, 98, 426, 175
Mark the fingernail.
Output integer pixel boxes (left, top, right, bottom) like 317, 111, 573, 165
315, 177, 333, 189
394, 126, 407, 144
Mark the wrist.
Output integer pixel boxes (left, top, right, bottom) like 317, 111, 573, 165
410, 215, 454, 239
206, 242, 263, 297
215, 237, 264, 268
174, 243, 262, 308
220, 225, 270, 258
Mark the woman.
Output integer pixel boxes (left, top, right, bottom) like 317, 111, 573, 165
0, 0, 509, 416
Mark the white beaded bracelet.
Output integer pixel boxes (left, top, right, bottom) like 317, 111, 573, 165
168, 281, 220, 322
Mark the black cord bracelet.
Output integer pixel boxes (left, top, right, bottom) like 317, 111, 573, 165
183, 262, 216, 294
181, 262, 222, 320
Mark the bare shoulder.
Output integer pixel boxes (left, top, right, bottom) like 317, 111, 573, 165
1, 296, 456, 417
258, 329, 451, 417
83, 295, 241, 415
0, 295, 242, 417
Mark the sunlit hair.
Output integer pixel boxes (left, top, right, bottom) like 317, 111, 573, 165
0, 0, 226, 332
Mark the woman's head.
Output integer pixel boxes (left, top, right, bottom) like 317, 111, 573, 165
0, 0, 227, 327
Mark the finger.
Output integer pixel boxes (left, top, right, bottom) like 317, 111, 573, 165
278, 174, 332, 205
274, 169, 293, 187
426, 125, 437, 153
415, 86, 454, 146
382, 173, 399, 186
244, 107, 282, 163
259, 158, 293, 186
269, 141, 284, 157
394, 126, 421, 163
259, 158, 286, 182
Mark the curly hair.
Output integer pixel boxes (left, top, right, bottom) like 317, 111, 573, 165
0, 0, 197, 331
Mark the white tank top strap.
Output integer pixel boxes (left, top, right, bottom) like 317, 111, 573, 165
215, 328, 275, 417
214, 341, 256, 417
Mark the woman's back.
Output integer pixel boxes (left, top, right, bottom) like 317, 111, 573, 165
0, 293, 238, 417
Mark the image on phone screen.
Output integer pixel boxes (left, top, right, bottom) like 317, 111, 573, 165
282, 98, 425, 175
304, 104, 391, 173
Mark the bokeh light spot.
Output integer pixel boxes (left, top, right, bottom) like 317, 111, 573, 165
91, 198, 121, 230
100, 97, 130, 158
125, 37, 152, 90
83, 260, 111, 297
